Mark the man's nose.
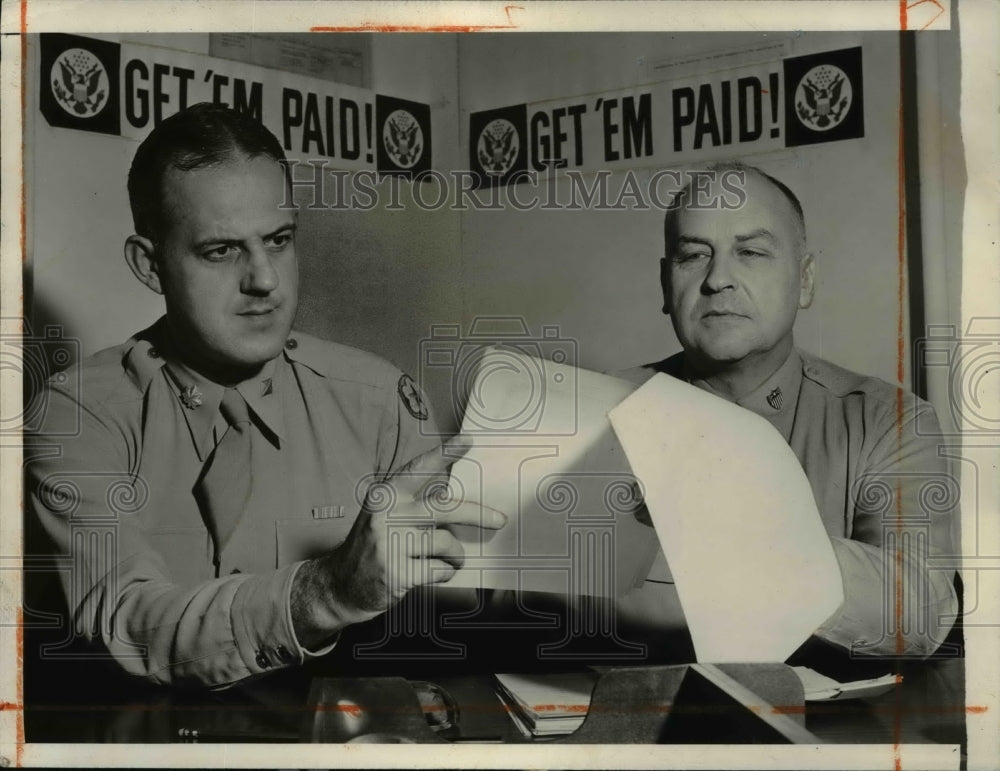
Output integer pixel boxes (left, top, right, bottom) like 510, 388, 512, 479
241, 244, 279, 294
702, 252, 737, 293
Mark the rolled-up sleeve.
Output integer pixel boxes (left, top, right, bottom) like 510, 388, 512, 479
26, 385, 313, 687
814, 399, 959, 657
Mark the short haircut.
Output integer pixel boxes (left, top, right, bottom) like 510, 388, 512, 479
663, 161, 806, 256
127, 102, 287, 240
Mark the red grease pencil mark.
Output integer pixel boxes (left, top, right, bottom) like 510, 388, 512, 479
893, 41, 907, 771
15, 610, 25, 767
532, 704, 589, 713
313, 5, 523, 33
18, 1, 28, 758
312, 23, 515, 32
906, 0, 946, 30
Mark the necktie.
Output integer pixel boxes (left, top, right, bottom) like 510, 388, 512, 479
195, 388, 254, 567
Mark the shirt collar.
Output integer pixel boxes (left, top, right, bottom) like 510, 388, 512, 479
238, 356, 285, 446
733, 349, 803, 440
138, 318, 287, 459
681, 349, 804, 441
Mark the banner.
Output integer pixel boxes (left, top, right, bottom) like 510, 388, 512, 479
38, 33, 432, 175
468, 46, 864, 185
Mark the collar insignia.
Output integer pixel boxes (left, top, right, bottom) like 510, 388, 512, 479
766, 387, 783, 411
180, 385, 204, 410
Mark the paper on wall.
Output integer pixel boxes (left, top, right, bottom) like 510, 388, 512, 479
608, 373, 844, 663
445, 347, 659, 597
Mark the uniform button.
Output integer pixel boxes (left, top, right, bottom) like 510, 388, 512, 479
275, 645, 290, 660
255, 650, 271, 668
147, 347, 160, 359
284, 338, 298, 350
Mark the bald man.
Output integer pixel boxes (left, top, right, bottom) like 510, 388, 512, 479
616, 162, 959, 661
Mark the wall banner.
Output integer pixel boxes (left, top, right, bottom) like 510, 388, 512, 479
467, 46, 865, 186
38, 33, 432, 175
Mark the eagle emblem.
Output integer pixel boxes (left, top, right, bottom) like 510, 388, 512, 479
50, 47, 108, 118
477, 118, 519, 175
383, 110, 423, 168
794, 64, 852, 132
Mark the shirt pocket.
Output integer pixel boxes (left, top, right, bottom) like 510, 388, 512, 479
274, 517, 355, 566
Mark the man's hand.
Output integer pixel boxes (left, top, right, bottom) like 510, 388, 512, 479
291, 435, 506, 649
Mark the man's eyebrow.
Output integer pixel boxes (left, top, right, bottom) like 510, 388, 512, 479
264, 222, 297, 239
193, 222, 297, 249
676, 235, 712, 247
193, 236, 241, 250
734, 228, 777, 243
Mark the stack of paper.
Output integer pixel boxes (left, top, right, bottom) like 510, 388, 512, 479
792, 667, 901, 701
445, 347, 659, 597
608, 374, 845, 663
445, 350, 845, 665
493, 672, 597, 738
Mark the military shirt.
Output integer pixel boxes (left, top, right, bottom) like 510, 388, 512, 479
25, 318, 441, 686
617, 348, 959, 658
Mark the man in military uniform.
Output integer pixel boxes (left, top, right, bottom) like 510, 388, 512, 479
616, 163, 959, 661
25, 103, 504, 688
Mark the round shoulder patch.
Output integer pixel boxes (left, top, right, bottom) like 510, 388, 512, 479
397, 374, 429, 421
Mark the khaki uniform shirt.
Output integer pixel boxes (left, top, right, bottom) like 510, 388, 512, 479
618, 349, 959, 657
26, 319, 440, 686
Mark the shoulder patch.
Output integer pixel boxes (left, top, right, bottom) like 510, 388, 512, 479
397, 374, 429, 421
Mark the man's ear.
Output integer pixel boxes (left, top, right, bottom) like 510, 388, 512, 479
659, 257, 672, 316
124, 235, 163, 295
798, 252, 816, 309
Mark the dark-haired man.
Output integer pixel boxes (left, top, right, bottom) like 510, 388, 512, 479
26, 103, 504, 687
617, 163, 959, 660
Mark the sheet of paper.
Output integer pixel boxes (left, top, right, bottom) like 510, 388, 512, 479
608, 373, 844, 662
792, 666, 900, 702
494, 672, 596, 736
494, 672, 597, 713
445, 347, 659, 597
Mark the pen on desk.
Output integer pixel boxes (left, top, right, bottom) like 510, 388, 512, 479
177, 727, 295, 743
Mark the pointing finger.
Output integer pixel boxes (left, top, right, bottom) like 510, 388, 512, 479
423, 559, 458, 586
430, 500, 507, 530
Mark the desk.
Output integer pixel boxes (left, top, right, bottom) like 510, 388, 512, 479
23, 658, 964, 747
305, 664, 820, 743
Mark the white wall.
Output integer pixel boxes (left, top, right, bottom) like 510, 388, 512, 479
292, 34, 462, 412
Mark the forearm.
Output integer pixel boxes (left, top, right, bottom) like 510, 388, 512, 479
289, 555, 353, 650
71, 560, 307, 687
821, 401, 961, 658
814, 536, 958, 657
288, 548, 387, 650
